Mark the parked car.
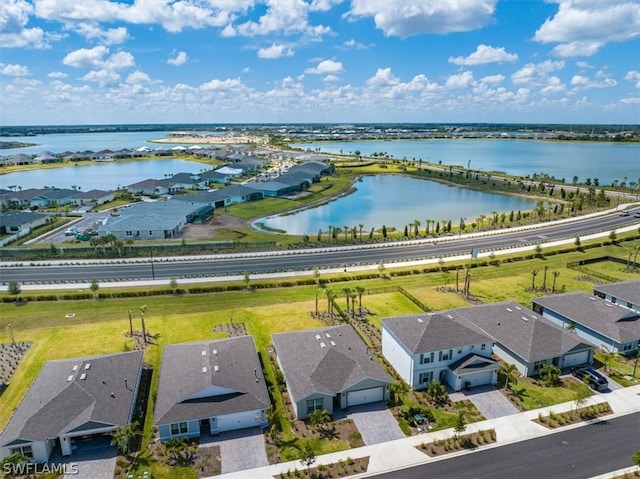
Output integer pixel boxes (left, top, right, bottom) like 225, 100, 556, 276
634, 212, 640, 218
64, 227, 78, 236
570, 367, 608, 391
619, 210, 630, 216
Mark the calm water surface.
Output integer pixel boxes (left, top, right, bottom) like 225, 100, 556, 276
293, 139, 640, 187
255, 175, 539, 235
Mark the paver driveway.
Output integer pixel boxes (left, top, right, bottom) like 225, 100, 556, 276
201, 427, 268, 474
453, 384, 520, 419
344, 403, 404, 445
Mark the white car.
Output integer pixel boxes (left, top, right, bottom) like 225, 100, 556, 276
64, 228, 77, 236
618, 210, 630, 217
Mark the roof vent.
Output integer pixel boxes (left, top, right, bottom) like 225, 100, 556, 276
315, 334, 322, 340
80, 373, 87, 380
325, 333, 331, 338
202, 350, 207, 356
417, 318, 423, 323
213, 349, 217, 355
330, 341, 336, 346
605, 303, 613, 308
589, 297, 597, 301
320, 342, 326, 348
202, 367, 207, 373
67, 375, 74, 382
515, 306, 522, 311
84, 363, 91, 370
446, 314, 453, 319
506, 308, 512, 312
214, 365, 219, 372
521, 316, 529, 322
72, 365, 79, 371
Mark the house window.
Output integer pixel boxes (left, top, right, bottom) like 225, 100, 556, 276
125, 231, 132, 236
10, 445, 33, 458
170, 422, 188, 435
306, 398, 324, 415
627, 302, 633, 308
457, 348, 463, 355
438, 349, 453, 361
420, 352, 434, 364
533, 360, 544, 371
149, 231, 153, 236
481, 343, 486, 351
622, 342, 633, 351
419, 371, 433, 384
611, 297, 617, 304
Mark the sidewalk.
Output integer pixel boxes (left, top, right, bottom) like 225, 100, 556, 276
214, 384, 640, 479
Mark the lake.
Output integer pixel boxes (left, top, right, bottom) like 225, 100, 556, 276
255, 174, 539, 235
0, 158, 207, 191
292, 139, 640, 187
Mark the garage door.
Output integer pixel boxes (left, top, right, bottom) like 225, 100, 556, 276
563, 351, 590, 368
464, 370, 495, 388
346, 387, 384, 407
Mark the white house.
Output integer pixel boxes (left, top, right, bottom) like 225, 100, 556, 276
533, 291, 640, 355
382, 314, 498, 391
0, 351, 143, 464
154, 336, 270, 441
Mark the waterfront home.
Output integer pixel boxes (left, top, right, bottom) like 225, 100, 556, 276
0, 210, 50, 235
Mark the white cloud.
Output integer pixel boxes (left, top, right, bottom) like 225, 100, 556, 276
534, 1, 640, 57
81, 69, 120, 86
480, 74, 505, 84
366, 68, 400, 87
624, 70, 640, 88
539, 76, 566, 95
323, 74, 340, 82
126, 70, 151, 84
305, 59, 344, 74
445, 71, 474, 89
449, 44, 518, 65
63, 46, 109, 68
0, 0, 49, 48
47, 71, 68, 79
576, 61, 594, 69
257, 44, 294, 59
619, 96, 640, 104
75, 23, 129, 45
340, 38, 370, 49
570, 75, 617, 89
347, 0, 498, 37
167, 51, 189, 66
235, 0, 331, 38
511, 60, 565, 86
0, 63, 29, 76
103, 51, 135, 70
199, 77, 246, 92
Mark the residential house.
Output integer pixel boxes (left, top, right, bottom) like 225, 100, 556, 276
29, 188, 78, 208
382, 314, 498, 391
168, 172, 208, 191
126, 179, 177, 196
441, 302, 595, 377
70, 189, 115, 207
272, 325, 392, 420
155, 336, 270, 441
0, 351, 143, 463
246, 180, 300, 197
533, 291, 640, 355
592, 280, 640, 312
0, 210, 50, 235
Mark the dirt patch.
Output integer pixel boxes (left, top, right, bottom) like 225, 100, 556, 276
212, 322, 247, 337
181, 214, 251, 241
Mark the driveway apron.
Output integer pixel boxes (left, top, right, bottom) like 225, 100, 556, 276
202, 427, 268, 474
345, 403, 404, 445
455, 385, 520, 419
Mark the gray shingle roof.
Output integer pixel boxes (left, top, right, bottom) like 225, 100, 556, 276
0, 351, 143, 446
533, 292, 640, 343
0, 210, 50, 228
593, 280, 640, 306
154, 336, 270, 426
448, 353, 499, 375
272, 325, 391, 403
382, 314, 494, 353
441, 302, 594, 363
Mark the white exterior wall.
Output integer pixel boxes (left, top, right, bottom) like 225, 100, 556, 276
493, 343, 530, 376
0, 440, 54, 464
602, 293, 640, 313
539, 309, 618, 352
381, 327, 413, 385
212, 409, 267, 433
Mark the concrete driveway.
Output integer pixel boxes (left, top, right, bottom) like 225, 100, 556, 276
452, 384, 520, 419
201, 427, 268, 474
344, 403, 404, 445
49, 447, 117, 479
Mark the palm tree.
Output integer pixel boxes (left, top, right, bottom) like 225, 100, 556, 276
389, 381, 410, 406
110, 422, 140, 458
139, 305, 147, 344
531, 269, 539, 291
499, 363, 518, 391
478, 214, 486, 230
552, 271, 561, 293
342, 287, 352, 314
600, 345, 618, 374
413, 220, 420, 237
308, 409, 332, 431
343, 225, 349, 242
355, 286, 365, 314
542, 265, 549, 290
325, 289, 337, 318
358, 223, 364, 241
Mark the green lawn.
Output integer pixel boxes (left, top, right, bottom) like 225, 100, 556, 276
594, 351, 640, 387
507, 378, 589, 411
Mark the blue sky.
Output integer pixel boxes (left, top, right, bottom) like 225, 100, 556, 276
1, 0, 639, 125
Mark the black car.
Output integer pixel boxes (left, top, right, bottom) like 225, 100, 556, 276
571, 367, 608, 391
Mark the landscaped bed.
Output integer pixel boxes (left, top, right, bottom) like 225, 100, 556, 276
274, 456, 369, 479
535, 402, 612, 428
416, 429, 497, 456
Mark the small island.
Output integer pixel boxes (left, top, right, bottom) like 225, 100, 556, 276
0, 141, 38, 150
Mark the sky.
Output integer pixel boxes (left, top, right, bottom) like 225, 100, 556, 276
0, 0, 639, 126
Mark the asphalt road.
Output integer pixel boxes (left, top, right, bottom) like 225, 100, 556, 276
372, 412, 640, 479
2, 209, 639, 283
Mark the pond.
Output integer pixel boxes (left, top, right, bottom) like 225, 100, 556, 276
254, 174, 540, 235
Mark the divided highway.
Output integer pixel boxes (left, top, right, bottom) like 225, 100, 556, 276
2, 210, 639, 284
